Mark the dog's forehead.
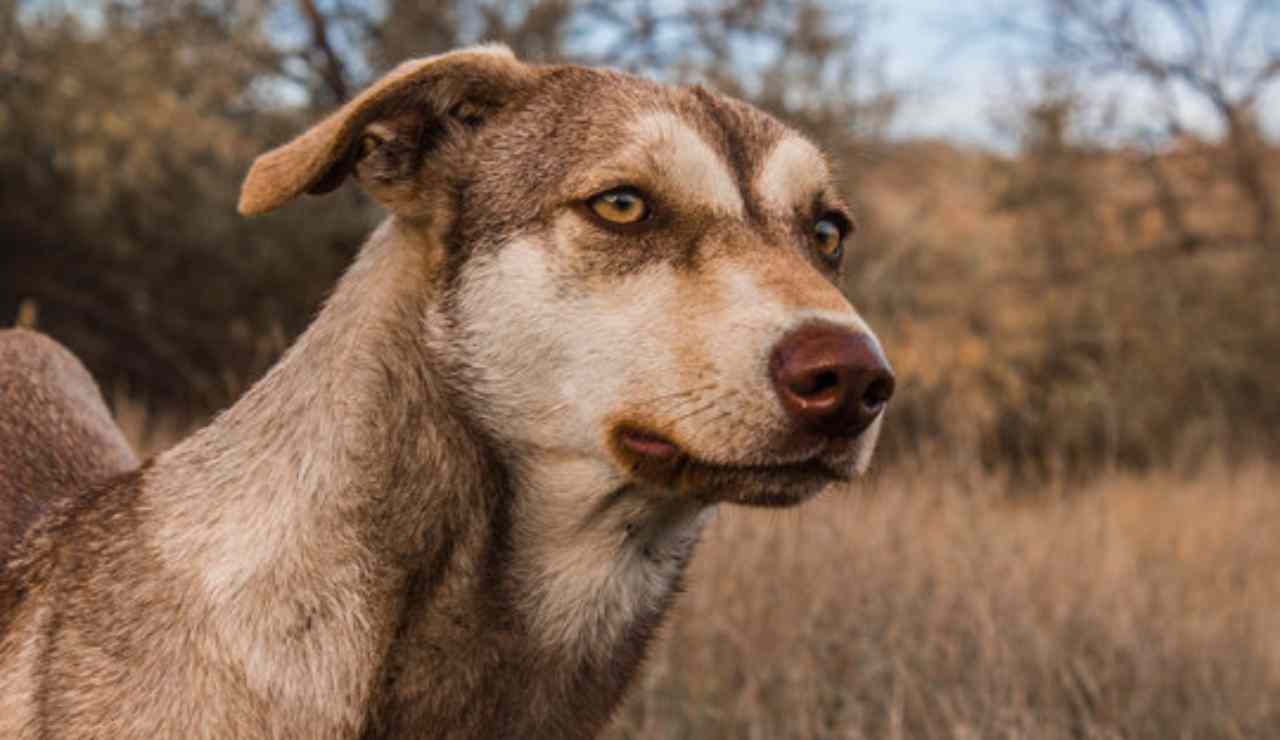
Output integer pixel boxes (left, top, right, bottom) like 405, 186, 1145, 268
511, 67, 834, 215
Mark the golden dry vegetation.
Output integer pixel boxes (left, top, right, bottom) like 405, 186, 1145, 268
610, 461, 1280, 739
847, 136, 1280, 479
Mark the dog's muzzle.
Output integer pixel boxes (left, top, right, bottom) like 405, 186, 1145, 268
768, 323, 894, 440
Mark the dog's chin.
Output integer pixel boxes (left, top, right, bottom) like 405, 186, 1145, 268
610, 426, 857, 508
689, 459, 847, 508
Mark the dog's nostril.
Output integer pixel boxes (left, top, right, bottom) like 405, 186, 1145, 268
791, 369, 841, 398
862, 376, 894, 411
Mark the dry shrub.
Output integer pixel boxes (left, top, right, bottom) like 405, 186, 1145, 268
977, 245, 1280, 480
850, 134, 1280, 480
1, 9, 376, 412
609, 462, 1280, 739
110, 392, 195, 459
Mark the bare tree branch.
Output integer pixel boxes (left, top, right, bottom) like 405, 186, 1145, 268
296, 0, 349, 102
997, 0, 1280, 247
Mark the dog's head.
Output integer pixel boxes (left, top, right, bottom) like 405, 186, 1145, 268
241, 45, 893, 507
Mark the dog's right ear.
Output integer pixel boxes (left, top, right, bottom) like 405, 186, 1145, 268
238, 44, 532, 217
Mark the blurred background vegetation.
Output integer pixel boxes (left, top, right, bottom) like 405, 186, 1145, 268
5, 2, 1280, 737
5, 0, 1278, 482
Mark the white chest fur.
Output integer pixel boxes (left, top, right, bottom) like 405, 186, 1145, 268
510, 456, 715, 661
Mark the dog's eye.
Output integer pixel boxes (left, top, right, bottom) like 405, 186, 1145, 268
588, 188, 650, 225
813, 216, 846, 264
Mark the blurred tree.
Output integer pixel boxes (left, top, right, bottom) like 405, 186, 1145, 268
993, 75, 1105, 279
1, 3, 374, 412
377, 0, 574, 66
974, 0, 1280, 479
1001, 0, 1280, 249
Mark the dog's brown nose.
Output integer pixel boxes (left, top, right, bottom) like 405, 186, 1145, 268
769, 325, 894, 438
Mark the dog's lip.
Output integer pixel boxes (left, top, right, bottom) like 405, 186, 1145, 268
612, 424, 844, 484
618, 428, 681, 460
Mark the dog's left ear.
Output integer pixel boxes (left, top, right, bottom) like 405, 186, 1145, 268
238, 44, 532, 216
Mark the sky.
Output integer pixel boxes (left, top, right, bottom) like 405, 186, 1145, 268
878, 0, 1011, 143
877, 0, 1280, 147
27, 0, 1278, 147
260, 0, 1277, 148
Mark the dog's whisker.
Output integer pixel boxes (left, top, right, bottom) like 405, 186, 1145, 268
667, 402, 718, 427
530, 400, 572, 421
700, 409, 737, 429
665, 390, 740, 428
646, 389, 719, 416
627, 382, 718, 409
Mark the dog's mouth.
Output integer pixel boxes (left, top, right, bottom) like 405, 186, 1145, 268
612, 426, 847, 507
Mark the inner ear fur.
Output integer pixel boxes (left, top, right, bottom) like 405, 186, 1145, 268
238, 44, 531, 216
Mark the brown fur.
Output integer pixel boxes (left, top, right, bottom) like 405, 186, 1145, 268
0, 329, 137, 571
0, 46, 885, 738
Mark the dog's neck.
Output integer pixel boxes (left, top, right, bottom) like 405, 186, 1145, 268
143, 219, 709, 737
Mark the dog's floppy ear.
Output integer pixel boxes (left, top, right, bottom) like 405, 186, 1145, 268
238, 44, 531, 216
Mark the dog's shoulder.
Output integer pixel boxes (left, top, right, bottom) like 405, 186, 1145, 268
0, 329, 138, 571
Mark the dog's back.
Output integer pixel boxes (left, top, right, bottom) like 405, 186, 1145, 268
0, 329, 138, 569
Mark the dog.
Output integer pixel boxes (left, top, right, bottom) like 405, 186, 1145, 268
0, 44, 893, 739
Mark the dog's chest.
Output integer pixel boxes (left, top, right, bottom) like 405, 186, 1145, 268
366, 496, 713, 738
515, 491, 713, 660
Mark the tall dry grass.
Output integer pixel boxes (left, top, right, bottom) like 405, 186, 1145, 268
608, 462, 1280, 739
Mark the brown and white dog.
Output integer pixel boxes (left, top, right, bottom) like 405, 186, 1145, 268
0, 45, 893, 739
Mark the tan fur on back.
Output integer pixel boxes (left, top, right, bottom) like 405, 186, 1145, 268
0, 329, 137, 569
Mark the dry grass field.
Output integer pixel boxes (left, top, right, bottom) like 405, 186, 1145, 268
607, 460, 1280, 740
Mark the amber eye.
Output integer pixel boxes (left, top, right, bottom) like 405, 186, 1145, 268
588, 188, 650, 225
813, 216, 846, 264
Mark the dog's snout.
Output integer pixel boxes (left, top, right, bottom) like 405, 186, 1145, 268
769, 325, 894, 438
